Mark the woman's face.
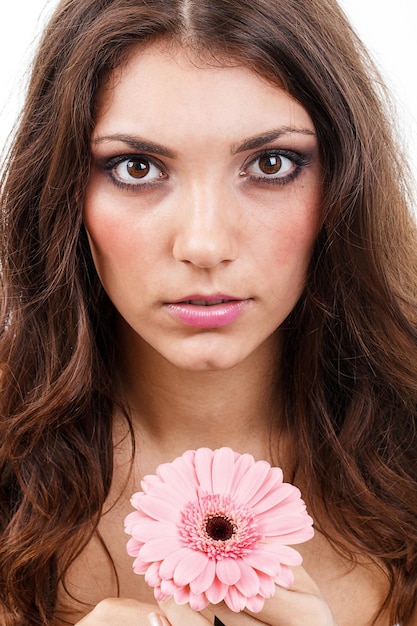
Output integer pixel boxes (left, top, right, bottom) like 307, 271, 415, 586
84, 44, 322, 371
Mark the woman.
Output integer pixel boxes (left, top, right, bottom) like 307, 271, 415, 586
1, 0, 416, 625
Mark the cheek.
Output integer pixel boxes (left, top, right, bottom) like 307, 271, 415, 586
85, 218, 133, 258
259, 206, 320, 314
266, 205, 320, 270
248, 175, 322, 262
83, 181, 151, 274
275, 225, 316, 266
83, 200, 137, 291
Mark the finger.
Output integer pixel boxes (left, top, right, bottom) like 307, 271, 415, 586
148, 612, 171, 626
245, 587, 333, 626
212, 567, 334, 626
75, 598, 159, 625
208, 607, 265, 626
281, 565, 322, 594
158, 596, 213, 626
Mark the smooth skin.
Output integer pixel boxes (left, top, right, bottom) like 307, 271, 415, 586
83, 47, 321, 374
61, 43, 395, 626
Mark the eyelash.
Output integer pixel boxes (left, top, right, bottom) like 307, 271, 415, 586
102, 154, 167, 191
101, 149, 311, 192
242, 149, 311, 186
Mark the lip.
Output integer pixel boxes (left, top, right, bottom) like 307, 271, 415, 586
164, 295, 251, 328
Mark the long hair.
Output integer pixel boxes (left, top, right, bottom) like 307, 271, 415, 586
1, 0, 416, 624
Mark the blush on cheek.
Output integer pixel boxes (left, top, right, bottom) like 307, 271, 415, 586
84, 210, 141, 259
272, 229, 316, 266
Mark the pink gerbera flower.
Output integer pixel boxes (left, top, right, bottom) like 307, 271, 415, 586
125, 447, 314, 613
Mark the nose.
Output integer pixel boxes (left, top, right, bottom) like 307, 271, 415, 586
172, 183, 239, 269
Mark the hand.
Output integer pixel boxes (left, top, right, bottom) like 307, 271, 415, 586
74, 598, 167, 626
158, 566, 335, 626
73, 597, 210, 626
74, 566, 335, 626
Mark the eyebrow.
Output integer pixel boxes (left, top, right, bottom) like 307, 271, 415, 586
232, 127, 316, 154
92, 134, 177, 158
92, 126, 316, 158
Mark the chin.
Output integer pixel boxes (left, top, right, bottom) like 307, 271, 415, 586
170, 352, 247, 372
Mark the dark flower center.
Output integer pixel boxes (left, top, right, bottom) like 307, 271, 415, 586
205, 515, 235, 541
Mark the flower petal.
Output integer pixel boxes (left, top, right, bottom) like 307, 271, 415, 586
138, 495, 180, 523
194, 447, 214, 492
172, 585, 190, 604
154, 588, 168, 602
144, 561, 162, 587
215, 558, 241, 585
139, 537, 182, 561
212, 447, 235, 495
130, 490, 149, 509
132, 557, 148, 575
275, 564, 294, 588
125, 507, 148, 533
204, 579, 228, 604
246, 469, 283, 509
224, 585, 247, 612
190, 559, 216, 594
269, 527, 315, 545
156, 456, 198, 502
233, 460, 271, 503
245, 594, 266, 613
160, 578, 182, 596
187, 592, 209, 611
230, 453, 256, 492
243, 550, 280, 576
257, 513, 312, 536
129, 519, 178, 542
173, 550, 209, 586
141, 473, 163, 491
159, 547, 194, 579
126, 536, 143, 557
234, 560, 260, 596
250, 481, 298, 513
140, 480, 193, 508
264, 497, 308, 520
267, 543, 303, 566
257, 569, 277, 597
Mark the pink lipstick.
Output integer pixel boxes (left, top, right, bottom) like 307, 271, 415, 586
165, 295, 250, 328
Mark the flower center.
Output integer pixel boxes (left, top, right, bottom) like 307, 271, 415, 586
205, 515, 235, 541
179, 493, 259, 559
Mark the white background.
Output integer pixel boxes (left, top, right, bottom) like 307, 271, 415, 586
1, 0, 416, 200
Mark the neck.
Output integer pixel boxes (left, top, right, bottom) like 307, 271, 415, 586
115, 321, 284, 462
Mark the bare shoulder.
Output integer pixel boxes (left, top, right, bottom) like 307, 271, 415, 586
298, 529, 391, 626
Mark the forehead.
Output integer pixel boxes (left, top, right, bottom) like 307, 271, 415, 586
93, 43, 315, 144
99, 41, 281, 99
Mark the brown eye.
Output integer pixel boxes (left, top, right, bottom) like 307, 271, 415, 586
126, 159, 150, 179
244, 152, 294, 181
258, 155, 283, 175
113, 156, 164, 186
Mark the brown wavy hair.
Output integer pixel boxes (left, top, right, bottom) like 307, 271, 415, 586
1, 0, 417, 624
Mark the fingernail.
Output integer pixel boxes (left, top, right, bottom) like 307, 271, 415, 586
148, 612, 164, 626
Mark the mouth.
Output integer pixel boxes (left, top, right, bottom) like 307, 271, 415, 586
181, 298, 236, 306
172, 295, 241, 306
165, 295, 251, 328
